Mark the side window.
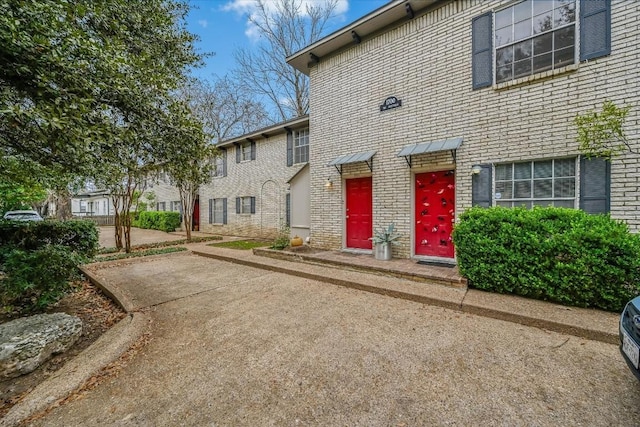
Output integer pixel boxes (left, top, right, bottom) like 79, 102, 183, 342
472, 0, 611, 89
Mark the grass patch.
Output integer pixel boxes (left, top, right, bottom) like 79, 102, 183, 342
92, 246, 187, 262
98, 235, 223, 254
206, 240, 272, 250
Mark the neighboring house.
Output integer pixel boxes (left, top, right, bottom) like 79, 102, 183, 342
72, 190, 113, 217
286, 0, 638, 261
199, 116, 310, 239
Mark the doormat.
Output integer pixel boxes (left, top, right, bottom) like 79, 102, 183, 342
416, 260, 455, 268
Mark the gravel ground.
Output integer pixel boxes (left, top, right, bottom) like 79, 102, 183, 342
29, 253, 640, 426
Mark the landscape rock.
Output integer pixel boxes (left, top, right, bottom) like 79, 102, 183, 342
0, 313, 82, 380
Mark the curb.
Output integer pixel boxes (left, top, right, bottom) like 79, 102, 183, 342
0, 268, 149, 427
192, 249, 619, 345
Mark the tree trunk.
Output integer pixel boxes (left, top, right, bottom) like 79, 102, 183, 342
112, 195, 123, 250
55, 188, 72, 220
179, 183, 195, 241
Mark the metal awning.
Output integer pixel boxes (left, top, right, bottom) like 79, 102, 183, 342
396, 137, 463, 167
327, 150, 376, 174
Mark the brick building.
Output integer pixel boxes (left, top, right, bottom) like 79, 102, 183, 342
199, 116, 310, 238
287, 0, 638, 262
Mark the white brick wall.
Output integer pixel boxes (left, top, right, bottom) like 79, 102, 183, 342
199, 129, 307, 238
308, 0, 640, 258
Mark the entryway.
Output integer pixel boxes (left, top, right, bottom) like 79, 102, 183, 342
345, 176, 372, 250
415, 170, 455, 258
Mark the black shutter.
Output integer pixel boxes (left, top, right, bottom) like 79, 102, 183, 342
285, 193, 291, 227
222, 148, 227, 177
286, 130, 293, 166
472, 164, 492, 208
208, 199, 213, 224
235, 143, 241, 163
222, 198, 227, 224
250, 141, 256, 160
580, 0, 611, 61
580, 157, 610, 214
250, 197, 256, 214
472, 12, 493, 89
236, 197, 241, 214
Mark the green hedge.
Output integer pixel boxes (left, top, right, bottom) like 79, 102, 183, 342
133, 211, 181, 232
0, 220, 98, 314
452, 207, 640, 312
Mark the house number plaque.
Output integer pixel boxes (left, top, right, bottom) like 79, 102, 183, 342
380, 96, 402, 112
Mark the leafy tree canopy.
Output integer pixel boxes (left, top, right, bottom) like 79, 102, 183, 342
575, 100, 634, 159
0, 0, 202, 176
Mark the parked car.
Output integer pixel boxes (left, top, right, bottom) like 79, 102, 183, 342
620, 296, 640, 380
2, 210, 43, 221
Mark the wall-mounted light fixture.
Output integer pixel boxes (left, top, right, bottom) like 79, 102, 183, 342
471, 164, 483, 175
324, 178, 333, 188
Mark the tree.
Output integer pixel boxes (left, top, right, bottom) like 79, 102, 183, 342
180, 76, 270, 142
0, 157, 47, 214
575, 100, 634, 159
0, 0, 202, 172
232, 0, 340, 121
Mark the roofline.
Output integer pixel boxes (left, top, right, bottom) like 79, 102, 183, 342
217, 115, 309, 147
286, 0, 441, 75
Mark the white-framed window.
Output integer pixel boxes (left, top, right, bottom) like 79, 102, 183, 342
213, 155, 225, 177
495, 158, 576, 208
171, 201, 181, 212
79, 201, 87, 213
157, 201, 166, 211
213, 199, 224, 224
495, 0, 576, 84
241, 141, 252, 162
294, 128, 309, 164
241, 196, 252, 214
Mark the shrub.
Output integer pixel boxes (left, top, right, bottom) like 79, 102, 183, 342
452, 207, 640, 312
1, 245, 85, 313
0, 219, 99, 258
133, 211, 181, 232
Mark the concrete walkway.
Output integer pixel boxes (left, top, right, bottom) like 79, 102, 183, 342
0, 231, 625, 426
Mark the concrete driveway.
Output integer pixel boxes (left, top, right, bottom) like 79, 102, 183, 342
97, 226, 186, 249
31, 253, 640, 426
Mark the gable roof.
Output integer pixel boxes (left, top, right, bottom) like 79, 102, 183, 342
287, 0, 439, 75
217, 115, 309, 148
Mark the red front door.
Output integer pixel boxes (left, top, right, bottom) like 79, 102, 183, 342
192, 196, 200, 231
415, 170, 455, 258
346, 177, 372, 249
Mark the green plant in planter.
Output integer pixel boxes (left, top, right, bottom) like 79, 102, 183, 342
371, 223, 402, 245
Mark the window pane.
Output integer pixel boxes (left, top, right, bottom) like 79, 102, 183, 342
554, 200, 575, 208
514, 181, 532, 198
533, 0, 554, 16
554, 26, 575, 49
514, 162, 532, 180
514, 59, 532, 78
554, 178, 575, 197
533, 53, 553, 73
495, 181, 513, 199
534, 160, 552, 178
496, 65, 513, 83
534, 179, 553, 198
495, 164, 512, 181
496, 201, 512, 208
532, 199, 554, 207
554, 2, 575, 27
495, 26, 512, 46
513, 39, 532, 61
513, 0, 532, 22
554, 158, 575, 177
514, 19, 532, 41
533, 32, 552, 54
515, 200, 533, 209
496, 46, 514, 66
242, 197, 251, 213
554, 46, 574, 67
495, 8, 512, 29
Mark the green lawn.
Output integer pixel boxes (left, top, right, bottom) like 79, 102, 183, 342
206, 240, 272, 250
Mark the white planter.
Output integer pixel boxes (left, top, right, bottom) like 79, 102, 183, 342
374, 242, 392, 261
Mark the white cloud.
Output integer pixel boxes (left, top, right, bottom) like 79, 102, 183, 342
198, 19, 209, 28
222, 0, 349, 41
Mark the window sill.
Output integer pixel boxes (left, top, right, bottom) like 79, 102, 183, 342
493, 63, 578, 91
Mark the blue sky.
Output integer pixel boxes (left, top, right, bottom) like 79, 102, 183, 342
185, 0, 388, 82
